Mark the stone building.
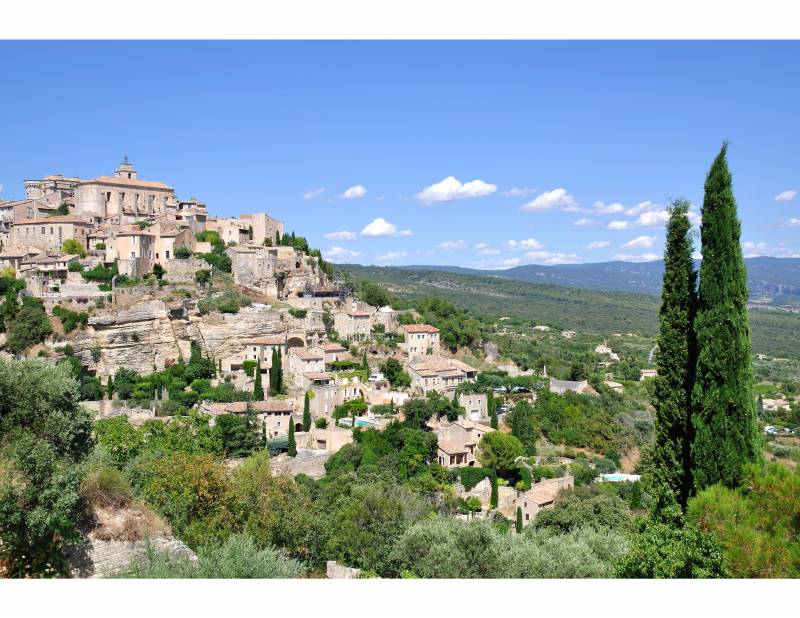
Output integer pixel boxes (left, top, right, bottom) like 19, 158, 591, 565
401, 323, 440, 357
514, 476, 575, 526
75, 157, 177, 224
240, 212, 284, 246
288, 347, 326, 386
242, 334, 287, 369
434, 419, 494, 468
199, 400, 296, 439
333, 309, 371, 341
407, 356, 478, 394
226, 244, 277, 285
11, 215, 94, 252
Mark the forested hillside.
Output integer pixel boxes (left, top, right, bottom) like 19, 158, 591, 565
337, 264, 800, 358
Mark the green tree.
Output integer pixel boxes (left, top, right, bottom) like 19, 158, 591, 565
476, 432, 524, 476
361, 349, 369, 372
488, 394, 498, 429
287, 416, 297, 457
269, 348, 283, 396
195, 268, 211, 284
55, 201, 70, 216
650, 199, 697, 518
615, 520, 727, 578
691, 144, 760, 491
213, 414, 258, 458
508, 400, 539, 455
380, 357, 411, 389
5, 297, 52, 355
489, 473, 498, 509
516, 506, 523, 533
253, 365, 264, 400
359, 280, 392, 309
302, 391, 311, 432
0, 359, 93, 577
61, 238, 87, 258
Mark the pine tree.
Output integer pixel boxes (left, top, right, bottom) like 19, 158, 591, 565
516, 506, 523, 534
287, 415, 297, 457
650, 199, 697, 518
253, 364, 264, 400
302, 391, 311, 432
691, 143, 759, 491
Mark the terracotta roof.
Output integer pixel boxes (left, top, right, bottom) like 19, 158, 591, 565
304, 372, 335, 381
204, 400, 295, 414
0, 245, 43, 258
291, 348, 324, 360
323, 343, 348, 352
13, 215, 93, 225
248, 335, 286, 345
402, 324, 440, 334
79, 176, 173, 190
438, 441, 468, 455
346, 311, 371, 317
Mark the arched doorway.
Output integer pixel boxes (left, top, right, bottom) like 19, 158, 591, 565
287, 335, 305, 349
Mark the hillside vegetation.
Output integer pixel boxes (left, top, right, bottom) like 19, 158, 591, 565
337, 264, 800, 358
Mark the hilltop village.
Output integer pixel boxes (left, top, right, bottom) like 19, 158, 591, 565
2, 157, 798, 580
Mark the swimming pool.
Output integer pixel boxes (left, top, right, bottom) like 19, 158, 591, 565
340, 418, 376, 428
600, 473, 641, 482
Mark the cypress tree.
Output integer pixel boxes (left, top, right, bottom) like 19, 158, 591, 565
269, 348, 283, 396
362, 350, 369, 372
253, 365, 264, 400
691, 143, 759, 491
515, 506, 523, 534
488, 394, 498, 429
490, 472, 498, 509
650, 199, 697, 518
263, 420, 268, 446
302, 391, 311, 432
287, 415, 297, 456
275, 230, 281, 246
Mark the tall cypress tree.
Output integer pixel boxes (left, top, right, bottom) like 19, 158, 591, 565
253, 364, 264, 400
269, 347, 283, 396
515, 506, 523, 534
650, 199, 697, 518
490, 473, 498, 509
287, 415, 297, 457
488, 394, 498, 429
302, 391, 311, 432
691, 143, 759, 491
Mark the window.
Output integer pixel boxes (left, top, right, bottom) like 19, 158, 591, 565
41, 227, 45, 234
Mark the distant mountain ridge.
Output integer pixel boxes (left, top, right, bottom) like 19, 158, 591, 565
398, 257, 800, 304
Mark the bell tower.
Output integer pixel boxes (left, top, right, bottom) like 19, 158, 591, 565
114, 155, 137, 180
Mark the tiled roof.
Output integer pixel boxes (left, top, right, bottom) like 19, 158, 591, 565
13, 215, 93, 225
401, 324, 440, 334
204, 400, 295, 414
80, 176, 173, 190
248, 335, 286, 345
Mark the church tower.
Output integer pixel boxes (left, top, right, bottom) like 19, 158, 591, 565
114, 155, 137, 180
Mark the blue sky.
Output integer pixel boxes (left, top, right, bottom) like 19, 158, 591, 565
1, 41, 798, 267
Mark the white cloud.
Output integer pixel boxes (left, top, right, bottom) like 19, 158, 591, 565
507, 238, 544, 250
477, 248, 500, 256
621, 235, 657, 249
586, 240, 611, 250
573, 218, 598, 227
436, 240, 467, 252
376, 251, 408, 262
612, 253, 660, 262
524, 250, 579, 265
608, 220, 630, 230
521, 188, 577, 212
503, 187, 536, 197
775, 190, 797, 203
787, 218, 800, 227
625, 200, 658, 216
324, 230, 357, 241
741, 241, 800, 258
593, 200, 625, 215
474, 242, 489, 250
322, 246, 362, 262
360, 218, 413, 238
0, 183, 4, 194
634, 209, 670, 227
687, 207, 702, 227
303, 187, 325, 200
415, 176, 497, 204
472, 257, 522, 270
340, 184, 367, 200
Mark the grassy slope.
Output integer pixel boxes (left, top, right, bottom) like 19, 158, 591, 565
337, 264, 800, 358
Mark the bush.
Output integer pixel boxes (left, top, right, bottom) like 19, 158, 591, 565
288, 308, 307, 319
458, 466, 493, 491
113, 534, 306, 579
195, 269, 211, 284
314, 417, 328, 429
533, 487, 634, 534
197, 290, 251, 315
175, 246, 192, 259
94, 242, 106, 251
242, 360, 257, 377
61, 238, 87, 258
80, 466, 134, 510
52, 305, 89, 333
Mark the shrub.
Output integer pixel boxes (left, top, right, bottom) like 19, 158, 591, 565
533, 487, 634, 534
195, 268, 211, 284
314, 417, 328, 429
197, 290, 251, 315
458, 466, 493, 491
61, 238, 87, 258
94, 242, 106, 251
52, 305, 89, 333
288, 308, 307, 319
174, 246, 192, 259
80, 466, 134, 510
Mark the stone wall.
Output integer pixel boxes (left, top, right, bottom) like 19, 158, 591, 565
163, 257, 207, 283
326, 561, 361, 579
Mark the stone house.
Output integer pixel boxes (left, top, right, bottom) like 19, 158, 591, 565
11, 215, 94, 252
640, 368, 658, 380
333, 309, 371, 341
18, 252, 79, 282
433, 419, 494, 468
455, 392, 488, 420
407, 356, 478, 394
239, 212, 284, 246
199, 399, 297, 439
401, 324, 440, 357
514, 476, 574, 526
561, 330, 576, 339
151, 225, 194, 261
225, 244, 277, 285
0, 245, 43, 272
549, 378, 593, 395
288, 347, 326, 386
242, 334, 287, 368
323, 342, 349, 364
208, 217, 249, 245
